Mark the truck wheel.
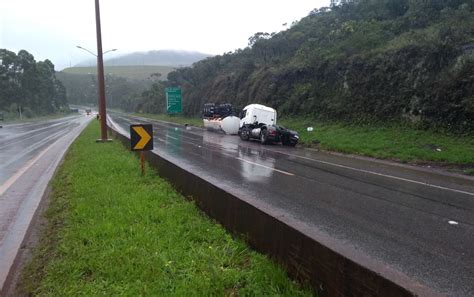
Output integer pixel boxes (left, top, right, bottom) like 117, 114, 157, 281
260, 130, 269, 144
240, 128, 249, 141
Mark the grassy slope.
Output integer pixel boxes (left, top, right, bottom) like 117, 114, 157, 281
280, 118, 474, 165
133, 113, 474, 166
17, 121, 310, 296
62, 65, 175, 80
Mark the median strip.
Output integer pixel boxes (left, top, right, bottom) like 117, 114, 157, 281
15, 121, 311, 296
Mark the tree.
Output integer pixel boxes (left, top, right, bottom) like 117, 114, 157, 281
0, 49, 68, 118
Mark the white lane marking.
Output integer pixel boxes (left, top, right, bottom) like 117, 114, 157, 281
448, 220, 459, 225
154, 134, 294, 177
0, 118, 90, 197
0, 131, 64, 196
1, 128, 69, 170
107, 116, 128, 136
150, 126, 294, 177
237, 157, 294, 176
275, 152, 474, 197
0, 120, 66, 150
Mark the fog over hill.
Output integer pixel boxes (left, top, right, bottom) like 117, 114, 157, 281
75, 50, 212, 67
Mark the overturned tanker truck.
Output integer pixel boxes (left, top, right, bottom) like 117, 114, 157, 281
202, 103, 240, 134
202, 103, 299, 146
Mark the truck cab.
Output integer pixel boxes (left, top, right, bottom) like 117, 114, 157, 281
239, 104, 277, 127
239, 104, 298, 146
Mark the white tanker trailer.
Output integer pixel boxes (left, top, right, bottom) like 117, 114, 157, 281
202, 103, 240, 135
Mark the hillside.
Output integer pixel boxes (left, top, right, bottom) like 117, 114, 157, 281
135, 0, 473, 133
57, 70, 152, 110
61, 65, 175, 81
75, 50, 212, 67
60, 50, 210, 109
59, 65, 174, 109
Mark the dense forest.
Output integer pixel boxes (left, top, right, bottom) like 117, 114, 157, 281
134, 0, 473, 133
0, 49, 68, 119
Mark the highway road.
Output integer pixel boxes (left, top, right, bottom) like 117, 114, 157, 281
0, 113, 91, 291
109, 112, 474, 297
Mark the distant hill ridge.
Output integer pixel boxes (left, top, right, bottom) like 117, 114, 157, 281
75, 50, 212, 67
61, 65, 175, 81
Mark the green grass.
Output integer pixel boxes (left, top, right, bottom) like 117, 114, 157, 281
18, 121, 311, 296
62, 65, 176, 80
280, 118, 474, 165
133, 113, 473, 165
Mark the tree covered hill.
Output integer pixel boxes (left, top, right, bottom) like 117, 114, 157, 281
0, 49, 68, 119
140, 0, 473, 132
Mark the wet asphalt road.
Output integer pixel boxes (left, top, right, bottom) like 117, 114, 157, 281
110, 112, 474, 297
0, 114, 91, 290
0, 115, 85, 185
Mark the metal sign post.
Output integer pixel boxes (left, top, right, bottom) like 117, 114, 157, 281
140, 151, 145, 176
130, 124, 153, 176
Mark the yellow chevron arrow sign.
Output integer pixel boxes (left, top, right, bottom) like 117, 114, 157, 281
130, 124, 153, 151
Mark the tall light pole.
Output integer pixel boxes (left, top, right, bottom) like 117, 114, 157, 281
76, 45, 116, 140
94, 0, 109, 142
76, 47, 116, 111
75, 0, 116, 142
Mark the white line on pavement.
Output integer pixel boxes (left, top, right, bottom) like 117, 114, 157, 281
237, 157, 294, 176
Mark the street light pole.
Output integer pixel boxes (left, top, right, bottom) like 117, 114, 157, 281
76, 46, 117, 57
75, 46, 116, 122
94, 0, 109, 142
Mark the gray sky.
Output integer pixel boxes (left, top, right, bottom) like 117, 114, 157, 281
1, 0, 328, 70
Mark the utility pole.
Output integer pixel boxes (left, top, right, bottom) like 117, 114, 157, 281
94, 0, 110, 142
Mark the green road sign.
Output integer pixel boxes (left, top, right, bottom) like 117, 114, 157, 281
166, 87, 182, 114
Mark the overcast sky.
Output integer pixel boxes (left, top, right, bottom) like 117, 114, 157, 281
1, 0, 328, 70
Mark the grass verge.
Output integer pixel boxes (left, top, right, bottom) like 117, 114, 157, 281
17, 121, 311, 296
280, 118, 474, 165
131, 113, 473, 166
